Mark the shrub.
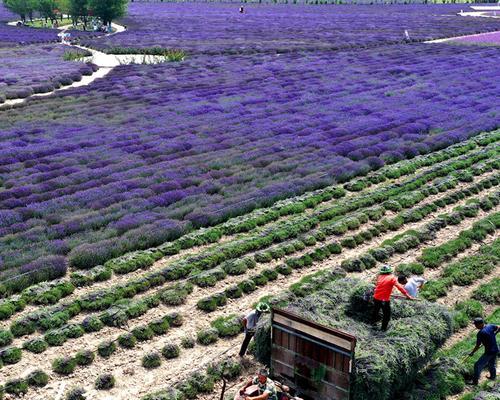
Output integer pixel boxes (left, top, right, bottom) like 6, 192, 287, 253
225, 285, 243, 299
149, 318, 170, 335
181, 336, 195, 349
359, 254, 377, 269
188, 372, 215, 394
132, 326, 155, 342
81, 315, 104, 332
4, 378, 28, 395
238, 279, 256, 294
95, 374, 115, 390
0, 302, 15, 320
262, 268, 279, 281
326, 242, 342, 254
395, 263, 425, 276
0, 329, 14, 347
142, 351, 162, 369
1, 347, 22, 364
472, 278, 500, 304
23, 338, 48, 354
197, 296, 218, 312
64, 324, 85, 339
65, 387, 86, 400
276, 264, 293, 276
97, 340, 117, 358
75, 349, 95, 366
197, 328, 219, 345
161, 286, 190, 305
45, 329, 67, 346
118, 333, 137, 348
340, 237, 357, 249
341, 258, 365, 272
211, 315, 242, 337
166, 312, 183, 327
10, 319, 36, 337
162, 343, 181, 359
252, 273, 269, 287
52, 357, 76, 375
455, 300, 484, 319
27, 370, 49, 387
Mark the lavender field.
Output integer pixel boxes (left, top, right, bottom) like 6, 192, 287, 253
0, 0, 499, 287
0, 2, 499, 398
82, 3, 500, 54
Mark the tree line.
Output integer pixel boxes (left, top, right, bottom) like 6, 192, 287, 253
4, 0, 128, 26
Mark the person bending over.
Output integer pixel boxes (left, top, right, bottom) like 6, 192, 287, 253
372, 265, 414, 331
239, 369, 278, 400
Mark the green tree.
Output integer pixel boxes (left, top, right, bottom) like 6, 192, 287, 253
37, 0, 59, 22
4, 0, 36, 22
68, 0, 89, 29
87, 0, 127, 26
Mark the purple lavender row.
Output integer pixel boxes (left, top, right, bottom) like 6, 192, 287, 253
81, 3, 500, 54
0, 42, 499, 279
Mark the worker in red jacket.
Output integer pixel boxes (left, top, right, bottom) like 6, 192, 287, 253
372, 265, 415, 331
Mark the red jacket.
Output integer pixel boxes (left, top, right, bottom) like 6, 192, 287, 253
374, 274, 411, 301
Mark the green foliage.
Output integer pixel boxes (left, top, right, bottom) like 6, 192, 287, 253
162, 343, 180, 359
472, 278, 500, 305
395, 262, 425, 276
196, 328, 219, 345
10, 319, 36, 337
455, 300, 484, 319
181, 336, 195, 349
165, 312, 183, 327
211, 315, 242, 337
132, 326, 155, 342
142, 351, 162, 369
1, 347, 22, 365
52, 356, 77, 375
44, 329, 67, 346
225, 284, 243, 299
0, 329, 13, 347
23, 338, 48, 354
95, 373, 115, 390
118, 332, 137, 348
147, 318, 169, 336
65, 387, 86, 400
26, 370, 49, 387
75, 349, 95, 366
4, 378, 28, 395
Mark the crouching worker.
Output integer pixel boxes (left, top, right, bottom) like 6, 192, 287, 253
237, 369, 277, 400
239, 302, 270, 357
469, 318, 498, 385
372, 265, 414, 331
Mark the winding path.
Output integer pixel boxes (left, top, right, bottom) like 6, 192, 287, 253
0, 21, 175, 109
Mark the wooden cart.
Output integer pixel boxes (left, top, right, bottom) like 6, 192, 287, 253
270, 308, 357, 400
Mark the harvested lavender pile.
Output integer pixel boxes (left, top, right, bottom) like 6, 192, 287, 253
256, 276, 453, 400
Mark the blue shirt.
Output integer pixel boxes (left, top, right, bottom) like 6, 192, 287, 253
476, 324, 499, 354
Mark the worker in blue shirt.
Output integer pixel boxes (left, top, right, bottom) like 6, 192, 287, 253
468, 317, 499, 385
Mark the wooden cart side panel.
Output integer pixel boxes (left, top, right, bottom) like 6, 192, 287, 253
271, 308, 356, 400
